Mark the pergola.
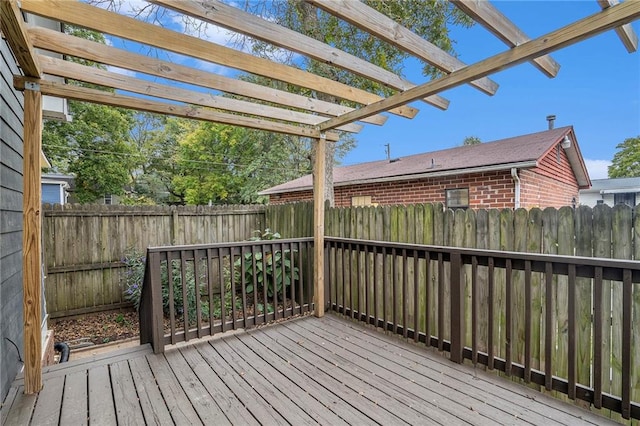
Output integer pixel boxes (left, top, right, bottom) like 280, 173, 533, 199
1, 0, 639, 395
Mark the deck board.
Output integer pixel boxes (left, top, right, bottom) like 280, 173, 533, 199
2, 314, 619, 425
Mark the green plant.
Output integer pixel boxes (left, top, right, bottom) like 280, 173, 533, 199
160, 259, 209, 326
234, 229, 299, 300
121, 248, 145, 311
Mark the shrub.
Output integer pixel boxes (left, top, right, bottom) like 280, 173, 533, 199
234, 229, 299, 300
121, 248, 145, 310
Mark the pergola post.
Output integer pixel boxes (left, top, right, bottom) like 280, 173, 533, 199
313, 135, 326, 317
22, 87, 43, 394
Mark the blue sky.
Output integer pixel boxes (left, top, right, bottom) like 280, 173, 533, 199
340, 1, 640, 179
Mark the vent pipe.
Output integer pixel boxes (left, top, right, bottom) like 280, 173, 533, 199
546, 115, 556, 130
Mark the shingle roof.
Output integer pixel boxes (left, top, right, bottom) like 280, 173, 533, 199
261, 126, 588, 195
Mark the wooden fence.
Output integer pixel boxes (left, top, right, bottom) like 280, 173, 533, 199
43, 204, 265, 317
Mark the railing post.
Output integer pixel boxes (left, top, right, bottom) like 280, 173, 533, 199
140, 251, 164, 353
450, 251, 464, 363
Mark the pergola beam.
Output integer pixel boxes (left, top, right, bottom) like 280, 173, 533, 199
38, 56, 362, 134
598, 0, 638, 52
0, 0, 41, 76
151, 0, 449, 109
14, 77, 341, 142
451, 0, 560, 78
306, 0, 499, 96
28, 27, 388, 127
20, 0, 429, 117
318, 1, 640, 131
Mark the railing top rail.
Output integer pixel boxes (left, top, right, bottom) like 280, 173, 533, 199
325, 236, 640, 271
147, 237, 314, 253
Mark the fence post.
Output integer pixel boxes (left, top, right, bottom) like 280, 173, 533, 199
450, 251, 465, 363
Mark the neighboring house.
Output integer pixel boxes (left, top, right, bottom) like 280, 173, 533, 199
580, 177, 640, 208
1, 15, 69, 401
261, 127, 591, 209
41, 173, 73, 205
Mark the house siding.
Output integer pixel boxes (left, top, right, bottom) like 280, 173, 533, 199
1, 38, 24, 401
268, 144, 580, 210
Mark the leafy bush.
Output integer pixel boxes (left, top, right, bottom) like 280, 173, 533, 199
234, 229, 299, 300
122, 248, 209, 325
122, 248, 145, 310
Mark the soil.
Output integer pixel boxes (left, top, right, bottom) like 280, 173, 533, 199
50, 310, 139, 347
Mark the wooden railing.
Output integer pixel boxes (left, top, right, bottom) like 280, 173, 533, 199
324, 237, 640, 420
140, 238, 314, 352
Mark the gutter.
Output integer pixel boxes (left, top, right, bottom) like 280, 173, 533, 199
262, 160, 537, 195
511, 168, 521, 209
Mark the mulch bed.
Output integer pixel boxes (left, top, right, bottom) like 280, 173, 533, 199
50, 311, 139, 347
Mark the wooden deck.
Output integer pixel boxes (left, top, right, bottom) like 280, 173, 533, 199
2, 314, 616, 425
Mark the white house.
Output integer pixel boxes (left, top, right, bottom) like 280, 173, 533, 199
579, 177, 640, 208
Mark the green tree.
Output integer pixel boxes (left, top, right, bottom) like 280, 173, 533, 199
42, 26, 138, 203
609, 136, 640, 178
462, 136, 482, 146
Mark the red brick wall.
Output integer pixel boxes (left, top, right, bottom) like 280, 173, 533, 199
519, 146, 579, 208
268, 147, 580, 209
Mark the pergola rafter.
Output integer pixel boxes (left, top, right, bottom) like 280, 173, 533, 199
2, 0, 638, 396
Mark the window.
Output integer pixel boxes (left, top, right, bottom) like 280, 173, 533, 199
351, 195, 373, 206
104, 194, 113, 205
445, 188, 469, 209
614, 192, 636, 208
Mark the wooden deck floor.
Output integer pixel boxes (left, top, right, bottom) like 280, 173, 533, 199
2, 314, 615, 425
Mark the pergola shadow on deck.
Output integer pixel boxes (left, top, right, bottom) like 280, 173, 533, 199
2, 314, 614, 426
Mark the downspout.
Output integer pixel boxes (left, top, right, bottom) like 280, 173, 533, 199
511, 168, 521, 209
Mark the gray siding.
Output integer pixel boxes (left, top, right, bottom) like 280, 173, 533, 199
1, 38, 24, 402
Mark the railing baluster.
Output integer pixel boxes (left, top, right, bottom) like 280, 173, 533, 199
194, 250, 203, 339
593, 266, 603, 409
392, 247, 398, 335
271, 242, 278, 320
290, 242, 297, 315
505, 258, 512, 375
240, 246, 248, 325
349, 243, 354, 319
342, 242, 347, 316
438, 252, 444, 352
488, 257, 494, 370
262, 244, 268, 323
219, 248, 227, 333
374, 246, 379, 328
545, 261, 553, 390
472, 255, 478, 365
251, 245, 259, 323
382, 246, 388, 331
425, 251, 431, 348
365, 244, 370, 326
413, 250, 419, 343
524, 260, 532, 383
230, 249, 237, 329
622, 269, 632, 419
357, 243, 362, 321
206, 248, 215, 333
282, 242, 288, 319
450, 251, 464, 364
568, 263, 576, 400
180, 250, 189, 341
402, 248, 408, 339
168, 252, 176, 345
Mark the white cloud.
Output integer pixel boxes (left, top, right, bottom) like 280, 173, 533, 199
584, 159, 611, 180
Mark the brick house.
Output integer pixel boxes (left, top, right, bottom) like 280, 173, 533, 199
261, 127, 591, 209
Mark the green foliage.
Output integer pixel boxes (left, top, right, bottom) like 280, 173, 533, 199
121, 248, 145, 311
608, 136, 640, 178
462, 136, 482, 146
42, 26, 138, 203
234, 229, 299, 299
